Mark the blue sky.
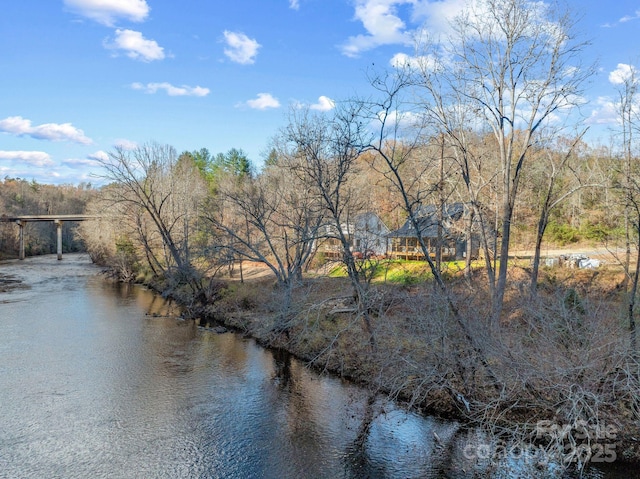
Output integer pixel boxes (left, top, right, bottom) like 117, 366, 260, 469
0, 0, 639, 186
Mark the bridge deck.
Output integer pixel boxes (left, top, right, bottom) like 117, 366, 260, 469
1, 215, 96, 222
1, 214, 97, 260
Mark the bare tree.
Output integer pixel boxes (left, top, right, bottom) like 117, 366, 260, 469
204, 161, 323, 322
96, 143, 207, 290
353, 68, 506, 389
359, 68, 457, 308
612, 63, 640, 351
527, 132, 598, 295
412, 0, 593, 322
277, 104, 379, 347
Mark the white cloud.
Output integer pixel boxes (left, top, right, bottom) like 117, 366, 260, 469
131, 82, 210, 96
377, 109, 421, 131
310, 96, 335, 111
341, 0, 414, 57
412, 0, 469, 33
585, 96, 619, 126
289, 0, 300, 10
609, 63, 637, 85
0, 151, 54, 167
64, 0, 150, 27
245, 93, 281, 110
620, 9, 640, 23
0, 116, 92, 144
62, 158, 103, 168
105, 29, 165, 62
88, 150, 110, 162
223, 31, 261, 65
340, 0, 496, 57
114, 139, 138, 150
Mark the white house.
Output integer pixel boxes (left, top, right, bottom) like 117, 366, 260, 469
315, 212, 390, 259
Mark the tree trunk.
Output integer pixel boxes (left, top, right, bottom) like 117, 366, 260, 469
530, 214, 547, 297
465, 207, 474, 280
492, 200, 513, 323
629, 225, 640, 355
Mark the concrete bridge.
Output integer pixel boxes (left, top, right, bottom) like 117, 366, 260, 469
1, 215, 96, 260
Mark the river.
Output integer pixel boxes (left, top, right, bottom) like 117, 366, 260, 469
0, 254, 636, 478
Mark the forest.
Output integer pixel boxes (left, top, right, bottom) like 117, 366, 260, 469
2, 0, 640, 469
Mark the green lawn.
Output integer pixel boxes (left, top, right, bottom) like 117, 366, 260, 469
327, 259, 478, 285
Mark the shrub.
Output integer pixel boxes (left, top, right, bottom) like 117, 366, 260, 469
112, 236, 140, 282
385, 268, 429, 286
309, 251, 327, 269
546, 221, 579, 246
580, 221, 611, 242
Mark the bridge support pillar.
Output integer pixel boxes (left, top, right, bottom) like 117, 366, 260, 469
55, 220, 63, 260
17, 220, 25, 260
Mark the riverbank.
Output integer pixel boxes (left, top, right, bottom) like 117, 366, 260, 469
8, 254, 472, 478
4, 253, 640, 474
169, 259, 640, 470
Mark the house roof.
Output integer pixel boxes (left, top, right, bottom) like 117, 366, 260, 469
387, 203, 465, 238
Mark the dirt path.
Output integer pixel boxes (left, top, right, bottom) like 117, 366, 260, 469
510, 246, 629, 262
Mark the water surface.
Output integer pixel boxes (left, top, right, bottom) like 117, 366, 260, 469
0, 254, 635, 478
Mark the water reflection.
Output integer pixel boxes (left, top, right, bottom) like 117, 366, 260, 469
0, 255, 637, 478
